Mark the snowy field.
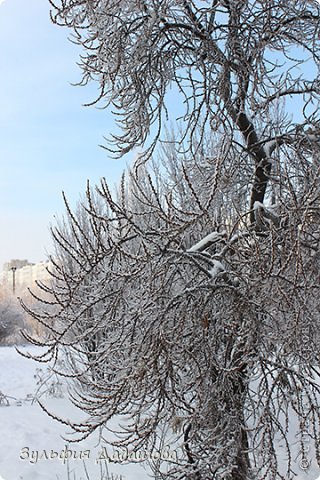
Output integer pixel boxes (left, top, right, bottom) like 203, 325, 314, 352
0, 345, 320, 480
0, 346, 155, 480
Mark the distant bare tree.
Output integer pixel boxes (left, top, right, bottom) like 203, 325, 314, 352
0, 299, 25, 345
23, 1, 320, 479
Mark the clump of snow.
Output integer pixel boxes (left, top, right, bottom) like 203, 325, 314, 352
209, 260, 225, 278
253, 201, 264, 210
263, 139, 277, 157
188, 231, 226, 252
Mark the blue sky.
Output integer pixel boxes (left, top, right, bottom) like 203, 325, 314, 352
0, 0, 128, 269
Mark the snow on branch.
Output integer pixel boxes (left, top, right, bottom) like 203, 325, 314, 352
253, 201, 280, 227
304, 132, 320, 143
209, 260, 225, 279
187, 231, 226, 253
263, 139, 277, 157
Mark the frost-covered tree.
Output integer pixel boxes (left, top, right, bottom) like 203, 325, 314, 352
49, 0, 320, 223
24, 1, 320, 479
25, 132, 320, 479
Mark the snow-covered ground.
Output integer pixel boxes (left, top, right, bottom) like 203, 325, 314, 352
0, 345, 320, 480
0, 346, 153, 480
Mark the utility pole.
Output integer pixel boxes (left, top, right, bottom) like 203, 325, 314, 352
11, 266, 17, 295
